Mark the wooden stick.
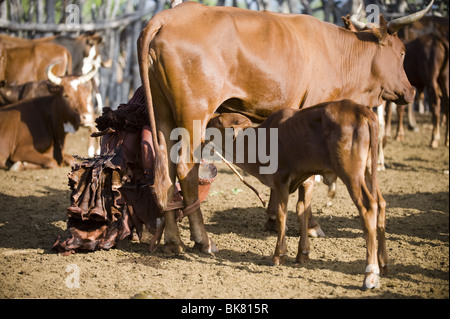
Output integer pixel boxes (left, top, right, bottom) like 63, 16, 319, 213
213, 150, 266, 207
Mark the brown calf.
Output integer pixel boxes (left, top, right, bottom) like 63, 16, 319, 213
207, 100, 387, 289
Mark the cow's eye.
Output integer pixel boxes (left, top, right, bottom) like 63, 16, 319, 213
400, 52, 405, 60
63, 94, 70, 99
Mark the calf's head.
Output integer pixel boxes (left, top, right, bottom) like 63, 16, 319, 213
207, 113, 253, 138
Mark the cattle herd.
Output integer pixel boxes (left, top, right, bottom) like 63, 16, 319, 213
0, 0, 448, 291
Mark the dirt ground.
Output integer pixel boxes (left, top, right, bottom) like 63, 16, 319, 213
0, 113, 448, 300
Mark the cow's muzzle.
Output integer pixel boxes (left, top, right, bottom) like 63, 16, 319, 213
396, 86, 416, 105
80, 113, 95, 127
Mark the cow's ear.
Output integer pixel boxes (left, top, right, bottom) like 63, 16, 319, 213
342, 15, 357, 32
374, 15, 389, 44
47, 82, 63, 95
88, 34, 103, 45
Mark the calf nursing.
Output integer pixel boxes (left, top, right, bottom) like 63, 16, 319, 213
207, 100, 388, 289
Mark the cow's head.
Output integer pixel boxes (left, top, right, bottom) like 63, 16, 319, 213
47, 64, 98, 128
79, 32, 112, 74
345, 1, 433, 105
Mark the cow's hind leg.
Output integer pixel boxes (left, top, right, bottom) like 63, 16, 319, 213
156, 123, 184, 254
428, 80, 442, 148
178, 160, 217, 254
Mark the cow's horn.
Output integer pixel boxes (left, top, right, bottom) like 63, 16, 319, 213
387, 0, 434, 34
78, 65, 98, 84
47, 63, 62, 85
350, 3, 368, 31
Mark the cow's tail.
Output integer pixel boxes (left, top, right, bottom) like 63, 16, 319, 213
368, 110, 379, 201
137, 12, 172, 211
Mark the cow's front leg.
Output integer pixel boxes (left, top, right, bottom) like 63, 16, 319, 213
395, 104, 406, 142
178, 161, 217, 254
12, 147, 59, 170
272, 187, 289, 266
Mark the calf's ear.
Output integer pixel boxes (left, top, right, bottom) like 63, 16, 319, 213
207, 113, 222, 128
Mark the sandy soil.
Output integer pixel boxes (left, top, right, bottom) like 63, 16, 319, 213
0, 113, 448, 299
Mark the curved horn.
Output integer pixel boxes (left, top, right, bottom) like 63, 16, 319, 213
387, 0, 434, 34
78, 65, 98, 84
350, 3, 369, 31
47, 63, 62, 85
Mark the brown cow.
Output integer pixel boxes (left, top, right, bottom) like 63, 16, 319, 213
0, 33, 109, 75
137, 1, 431, 254
0, 41, 71, 84
1, 32, 111, 119
387, 33, 449, 148
207, 100, 386, 289
32, 32, 110, 75
0, 90, 80, 170
0, 65, 99, 155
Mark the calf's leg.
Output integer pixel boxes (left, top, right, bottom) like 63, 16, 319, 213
345, 177, 380, 289
295, 179, 314, 264
272, 186, 289, 266
265, 178, 324, 237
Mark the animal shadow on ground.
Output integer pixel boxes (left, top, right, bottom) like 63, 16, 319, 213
0, 187, 71, 251
383, 191, 448, 243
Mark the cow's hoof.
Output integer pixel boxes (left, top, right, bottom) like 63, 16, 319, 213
264, 219, 288, 232
430, 140, 439, 148
264, 219, 276, 232
380, 264, 389, 276
362, 272, 380, 290
395, 135, 404, 142
162, 242, 184, 255
9, 161, 22, 171
308, 225, 325, 238
271, 255, 285, 266
295, 252, 310, 264
193, 238, 218, 254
